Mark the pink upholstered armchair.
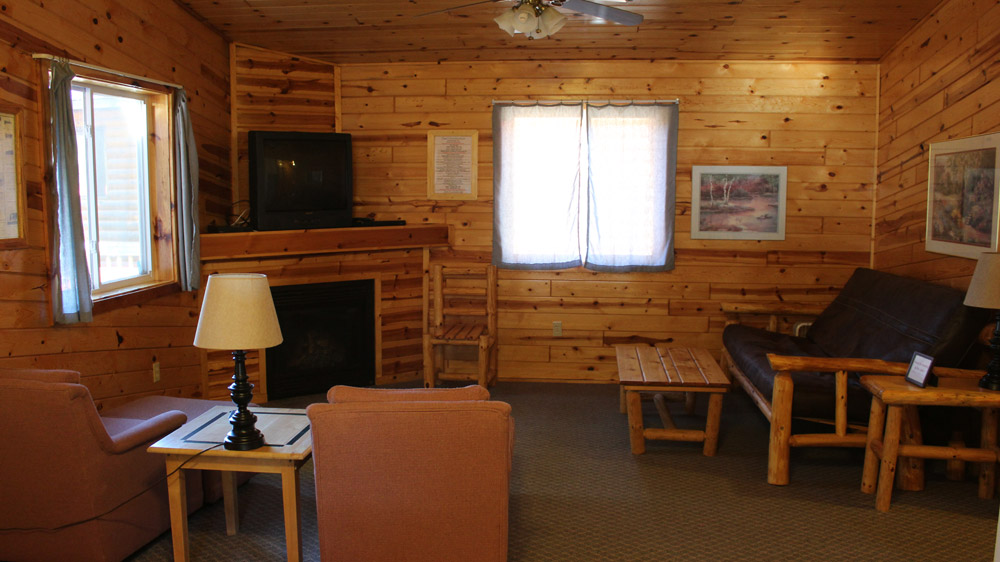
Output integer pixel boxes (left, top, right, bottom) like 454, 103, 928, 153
307, 385, 514, 562
0, 368, 203, 562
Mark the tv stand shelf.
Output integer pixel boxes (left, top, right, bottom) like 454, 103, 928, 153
200, 224, 450, 261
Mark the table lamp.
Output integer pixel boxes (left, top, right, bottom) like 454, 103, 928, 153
194, 273, 283, 450
964, 252, 1000, 391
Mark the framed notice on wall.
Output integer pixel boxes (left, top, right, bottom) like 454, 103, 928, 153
0, 107, 25, 249
427, 130, 478, 200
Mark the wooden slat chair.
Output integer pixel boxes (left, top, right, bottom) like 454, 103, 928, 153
423, 264, 498, 388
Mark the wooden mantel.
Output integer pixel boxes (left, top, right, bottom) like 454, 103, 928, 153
198, 224, 451, 400
200, 224, 450, 261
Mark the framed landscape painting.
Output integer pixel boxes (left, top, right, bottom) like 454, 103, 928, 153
926, 132, 1000, 259
691, 166, 787, 240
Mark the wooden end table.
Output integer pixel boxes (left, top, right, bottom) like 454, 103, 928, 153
148, 405, 312, 562
615, 345, 731, 455
860, 375, 1000, 512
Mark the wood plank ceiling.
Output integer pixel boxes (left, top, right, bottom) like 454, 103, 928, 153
175, 0, 942, 64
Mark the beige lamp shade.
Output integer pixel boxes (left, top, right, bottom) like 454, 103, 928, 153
194, 273, 284, 350
964, 253, 1000, 309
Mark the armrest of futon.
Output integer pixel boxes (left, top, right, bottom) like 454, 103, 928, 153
766, 354, 983, 379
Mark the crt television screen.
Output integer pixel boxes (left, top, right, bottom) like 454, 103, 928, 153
260, 137, 351, 212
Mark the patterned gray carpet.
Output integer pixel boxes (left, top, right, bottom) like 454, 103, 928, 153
128, 382, 998, 561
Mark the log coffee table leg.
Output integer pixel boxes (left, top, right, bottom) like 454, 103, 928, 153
626, 389, 646, 454
861, 396, 886, 494
876, 404, 903, 512
702, 393, 724, 456
979, 407, 998, 499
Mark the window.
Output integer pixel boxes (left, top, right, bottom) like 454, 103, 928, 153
71, 82, 155, 294
44, 58, 199, 324
493, 102, 678, 271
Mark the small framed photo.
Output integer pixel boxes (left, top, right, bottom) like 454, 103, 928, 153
905, 352, 937, 388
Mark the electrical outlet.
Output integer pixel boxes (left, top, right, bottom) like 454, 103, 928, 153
552, 320, 562, 337
152, 361, 161, 383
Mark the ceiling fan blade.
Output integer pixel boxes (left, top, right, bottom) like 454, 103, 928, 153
416, 0, 506, 18
561, 0, 643, 26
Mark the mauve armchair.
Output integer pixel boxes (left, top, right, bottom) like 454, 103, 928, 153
0, 368, 248, 562
307, 384, 514, 562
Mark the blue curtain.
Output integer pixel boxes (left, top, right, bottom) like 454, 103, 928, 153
46, 59, 93, 324
174, 89, 200, 292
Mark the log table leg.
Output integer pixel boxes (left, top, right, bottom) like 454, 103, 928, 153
280, 463, 303, 562
875, 404, 904, 512
222, 470, 239, 536
626, 389, 646, 454
861, 396, 886, 494
897, 405, 924, 492
703, 393, 724, 456
165, 459, 190, 562
979, 407, 998, 500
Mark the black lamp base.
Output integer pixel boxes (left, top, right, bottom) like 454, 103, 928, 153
224, 410, 266, 451
980, 372, 1000, 391
224, 349, 265, 451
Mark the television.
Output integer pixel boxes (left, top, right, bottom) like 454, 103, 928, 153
248, 130, 353, 231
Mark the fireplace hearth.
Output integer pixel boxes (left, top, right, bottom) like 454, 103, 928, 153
267, 279, 375, 400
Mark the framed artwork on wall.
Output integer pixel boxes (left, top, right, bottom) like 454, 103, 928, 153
427, 130, 478, 200
0, 106, 26, 249
926, 132, 1000, 259
691, 165, 787, 240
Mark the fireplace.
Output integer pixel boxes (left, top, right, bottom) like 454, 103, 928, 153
267, 279, 375, 400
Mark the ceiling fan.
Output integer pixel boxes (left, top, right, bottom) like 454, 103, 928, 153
419, 0, 643, 39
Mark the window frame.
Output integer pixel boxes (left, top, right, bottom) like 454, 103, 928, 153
67, 73, 180, 311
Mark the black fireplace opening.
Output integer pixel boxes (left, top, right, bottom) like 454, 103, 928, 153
267, 279, 375, 400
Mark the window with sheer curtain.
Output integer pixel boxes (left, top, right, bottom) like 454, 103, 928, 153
492, 102, 678, 272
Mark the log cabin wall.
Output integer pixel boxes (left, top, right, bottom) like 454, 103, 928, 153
874, 0, 1000, 288
341, 60, 878, 382
228, 43, 339, 223
0, 2, 230, 408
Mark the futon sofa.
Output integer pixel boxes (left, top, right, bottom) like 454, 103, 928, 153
0, 368, 245, 562
722, 268, 988, 484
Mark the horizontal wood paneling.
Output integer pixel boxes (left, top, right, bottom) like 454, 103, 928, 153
229, 43, 339, 222
0, 1, 229, 407
874, 0, 1000, 289
342, 59, 877, 382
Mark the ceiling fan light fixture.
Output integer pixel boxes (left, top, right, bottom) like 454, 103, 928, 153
538, 6, 567, 35
511, 3, 539, 34
494, 9, 518, 36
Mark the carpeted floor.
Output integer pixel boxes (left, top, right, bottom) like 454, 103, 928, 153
128, 382, 999, 561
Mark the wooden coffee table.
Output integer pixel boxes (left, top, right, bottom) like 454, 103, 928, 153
615, 345, 731, 455
148, 405, 312, 562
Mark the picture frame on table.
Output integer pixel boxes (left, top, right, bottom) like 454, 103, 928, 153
926, 132, 1000, 259
691, 165, 787, 241
905, 352, 937, 388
